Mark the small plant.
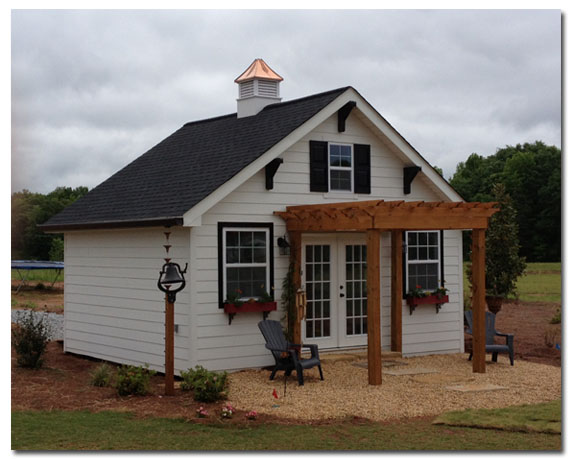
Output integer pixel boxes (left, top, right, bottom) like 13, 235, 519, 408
258, 287, 274, 303
225, 289, 244, 307
544, 328, 558, 348
220, 403, 235, 419
407, 285, 427, 298
90, 363, 113, 387
245, 410, 258, 420
11, 309, 52, 369
550, 308, 561, 324
180, 365, 228, 402
196, 406, 209, 418
114, 364, 156, 396
432, 284, 449, 299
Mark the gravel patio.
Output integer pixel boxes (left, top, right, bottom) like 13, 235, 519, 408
227, 352, 561, 422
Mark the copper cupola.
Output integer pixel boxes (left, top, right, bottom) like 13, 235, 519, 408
235, 58, 283, 118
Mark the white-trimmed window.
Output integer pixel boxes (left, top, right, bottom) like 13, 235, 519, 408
222, 227, 271, 301
405, 231, 441, 292
329, 144, 353, 191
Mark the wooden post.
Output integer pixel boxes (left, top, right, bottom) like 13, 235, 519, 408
391, 230, 403, 353
290, 231, 303, 347
471, 228, 486, 373
366, 229, 382, 385
164, 295, 175, 395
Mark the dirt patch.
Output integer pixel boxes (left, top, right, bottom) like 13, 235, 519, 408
464, 301, 561, 367
11, 281, 64, 314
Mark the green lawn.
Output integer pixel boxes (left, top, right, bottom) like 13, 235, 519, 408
463, 262, 561, 304
12, 408, 561, 451
434, 400, 561, 434
11, 268, 64, 283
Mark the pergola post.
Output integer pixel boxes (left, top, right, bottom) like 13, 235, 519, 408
391, 230, 403, 353
366, 229, 382, 385
289, 231, 303, 348
471, 228, 486, 373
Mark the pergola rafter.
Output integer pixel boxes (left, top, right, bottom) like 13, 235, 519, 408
274, 199, 499, 385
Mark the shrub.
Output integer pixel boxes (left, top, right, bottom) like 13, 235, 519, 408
12, 309, 52, 369
114, 364, 156, 396
180, 365, 228, 402
90, 363, 113, 387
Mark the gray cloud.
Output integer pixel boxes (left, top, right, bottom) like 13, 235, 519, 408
11, 9, 561, 192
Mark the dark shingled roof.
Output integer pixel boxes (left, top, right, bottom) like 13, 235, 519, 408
41, 87, 350, 230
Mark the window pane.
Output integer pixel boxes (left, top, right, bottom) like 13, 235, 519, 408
239, 248, 252, 263
330, 170, 352, 191
408, 232, 417, 245
240, 232, 253, 247
253, 232, 266, 247
419, 232, 427, 245
429, 247, 438, 260
419, 247, 428, 260
226, 248, 239, 264
340, 147, 352, 167
306, 245, 313, 262
226, 231, 239, 247
306, 320, 314, 338
408, 247, 417, 260
253, 248, 266, 263
428, 232, 438, 245
323, 246, 330, 262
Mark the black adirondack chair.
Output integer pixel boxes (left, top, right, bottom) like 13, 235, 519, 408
465, 310, 514, 365
258, 320, 324, 386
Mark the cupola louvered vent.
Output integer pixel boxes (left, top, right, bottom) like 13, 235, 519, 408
239, 80, 255, 98
258, 80, 279, 98
235, 58, 283, 118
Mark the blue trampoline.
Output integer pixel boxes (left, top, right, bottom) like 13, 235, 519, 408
11, 260, 64, 292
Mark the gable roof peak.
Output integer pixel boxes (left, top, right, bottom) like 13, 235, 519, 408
234, 58, 283, 83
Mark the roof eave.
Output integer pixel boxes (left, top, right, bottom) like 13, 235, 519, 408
38, 217, 184, 233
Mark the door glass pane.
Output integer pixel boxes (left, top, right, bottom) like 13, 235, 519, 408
305, 245, 331, 339
345, 244, 368, 336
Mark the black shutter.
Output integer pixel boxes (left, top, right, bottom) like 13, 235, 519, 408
309, 141, 328, 192
354, 144, 371, 194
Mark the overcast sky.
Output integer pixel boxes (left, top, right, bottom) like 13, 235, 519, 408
11, 9, 561, 194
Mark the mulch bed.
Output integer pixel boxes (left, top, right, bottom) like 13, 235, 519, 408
12, 296, 561, 424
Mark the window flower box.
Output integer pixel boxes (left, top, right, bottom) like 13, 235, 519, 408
223, 301, 277, 325
406, 295, 449, 315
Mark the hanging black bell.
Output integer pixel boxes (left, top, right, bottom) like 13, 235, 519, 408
160, 263, 184, 286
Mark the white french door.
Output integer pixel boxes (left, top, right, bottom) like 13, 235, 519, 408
302, 234, 370, 349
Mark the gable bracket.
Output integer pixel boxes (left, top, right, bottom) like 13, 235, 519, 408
265, 157, 284, 190
403, 166, 422, 195
337, 101, 357, 132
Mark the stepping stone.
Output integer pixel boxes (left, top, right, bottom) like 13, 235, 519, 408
352, 360, 408, 369
385, 367, 438, 376
444, 383, 508, 392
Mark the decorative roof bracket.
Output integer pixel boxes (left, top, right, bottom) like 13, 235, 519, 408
265, 157, 284, 190
337, 101, 357, 132
403, 166, 422, 195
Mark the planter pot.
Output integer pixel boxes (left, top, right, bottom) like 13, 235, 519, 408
486, 296, 503, 314
406, 295, 449, 315
223, 301, 277, 325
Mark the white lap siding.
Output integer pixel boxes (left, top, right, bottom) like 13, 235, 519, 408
189, 111, 463, 371
64, 226, 191, 373
401, 230, 465, 356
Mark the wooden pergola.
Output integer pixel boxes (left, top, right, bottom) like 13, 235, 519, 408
275, 200, 499, 385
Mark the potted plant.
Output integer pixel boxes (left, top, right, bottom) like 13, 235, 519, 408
467, 183, 526, 314
405, 284, 449, 315
223, 287, 277, 324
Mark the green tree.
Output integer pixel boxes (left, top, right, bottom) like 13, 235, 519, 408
450, 141, 560, 262
11, 186, 89, 260
483, 184, 527, 298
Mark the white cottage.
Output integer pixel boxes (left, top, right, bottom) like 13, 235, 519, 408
42, 59, 495, 379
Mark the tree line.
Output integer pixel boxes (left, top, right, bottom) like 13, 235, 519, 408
449, 141, 561, 262
11, 141, 561, 262
11, 186, 89, 261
